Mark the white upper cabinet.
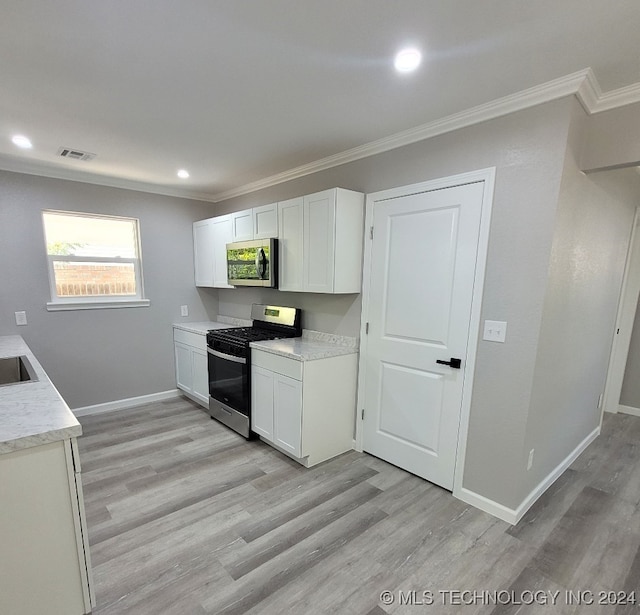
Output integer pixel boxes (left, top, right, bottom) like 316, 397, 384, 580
211, 215, 233, 288
277, 197, 304, 292
231, 203, 278, 242
193, 219, 215, 287
195, 189, 361, 293
304, 190, 336, 294
253, 202, 278, 239
231, 209, 254, 242
193, 214, 233, 288
278, 188, 364, 294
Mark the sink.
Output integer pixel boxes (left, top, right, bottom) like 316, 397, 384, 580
0, 355, 39, 386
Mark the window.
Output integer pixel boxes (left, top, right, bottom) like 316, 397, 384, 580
42, 210, 149, 310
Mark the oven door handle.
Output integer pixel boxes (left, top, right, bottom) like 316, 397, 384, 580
207, 348, 247, 364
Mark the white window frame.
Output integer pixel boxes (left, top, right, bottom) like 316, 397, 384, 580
43, 210, 150, 311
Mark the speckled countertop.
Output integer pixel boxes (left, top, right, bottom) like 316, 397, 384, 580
0, 335, 82, 455
250, 330, 358, 361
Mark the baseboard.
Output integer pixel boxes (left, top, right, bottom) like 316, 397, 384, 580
619, 404, 640, 417
456, 487, 519, 525
457, 425, 600, 525
72, 389, 181, 417
512, 425, 600, 524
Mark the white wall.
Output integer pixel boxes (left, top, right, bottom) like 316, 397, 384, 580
0, 170, 219, 408
522, 100, 640, 503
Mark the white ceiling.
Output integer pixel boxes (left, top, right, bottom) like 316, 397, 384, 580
1, 1, 639, 202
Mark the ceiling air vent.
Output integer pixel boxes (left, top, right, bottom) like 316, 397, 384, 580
57, 147, 96, 162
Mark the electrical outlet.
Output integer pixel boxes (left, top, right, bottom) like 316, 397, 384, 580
483, 320, 507, 343
15, 311, 27, 326
180, 305, 189, 317
527, 449, 535, 471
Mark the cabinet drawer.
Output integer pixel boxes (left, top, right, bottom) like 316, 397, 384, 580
173, 328, 206, 349
252, 349, 302, 381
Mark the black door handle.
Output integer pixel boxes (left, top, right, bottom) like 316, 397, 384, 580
436, 358, 462, 369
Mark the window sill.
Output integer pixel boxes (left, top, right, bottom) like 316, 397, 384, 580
46, 299, 151, 312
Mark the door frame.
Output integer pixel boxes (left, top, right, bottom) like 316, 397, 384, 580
602, 207, 640, 416
355, 167, 496, 498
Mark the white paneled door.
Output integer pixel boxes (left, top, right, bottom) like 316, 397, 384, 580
362, 180, 486, 490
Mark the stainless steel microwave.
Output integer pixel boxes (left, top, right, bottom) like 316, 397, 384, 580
226, 238, 278, 287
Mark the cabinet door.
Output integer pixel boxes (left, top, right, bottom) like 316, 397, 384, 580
304, 189, 336, 293
231, 209, 254, 242
193, 219, 215, 287
274, 373, 303, 457
211, 215, 234, 288
191, 347, 209, 405
278, 197, 304, 291
0, 440, 91, 615
251, 365, 274, 441
253, 203, 278, 239
174, 342, 193, 393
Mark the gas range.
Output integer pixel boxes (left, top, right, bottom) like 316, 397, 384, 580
206, 324, 297, 350
206, 305, 301, 437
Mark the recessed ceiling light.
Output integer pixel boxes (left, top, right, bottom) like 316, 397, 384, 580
177, 169, 189, 179
12, 135, 33, 149
394, 48, 422, 73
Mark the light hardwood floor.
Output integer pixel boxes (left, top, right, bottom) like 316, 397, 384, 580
78, 398, 640, 614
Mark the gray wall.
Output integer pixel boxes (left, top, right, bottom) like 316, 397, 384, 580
522, 100, 640, 502
217, 287, 362, 337
581, 101, 640, 172
621, 298, 640, 408
0, 170, 219, 408
215, 96, 575, 509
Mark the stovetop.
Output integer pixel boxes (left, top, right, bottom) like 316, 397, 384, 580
207, 305, 302, 350
207, 326, 292, 345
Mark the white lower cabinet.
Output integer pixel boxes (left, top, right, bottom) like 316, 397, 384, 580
174, 328, 209, 407
0, 438, 94, 615
251, 364, 275, 439
273, 374, 303, 456
251, 348, 357, 466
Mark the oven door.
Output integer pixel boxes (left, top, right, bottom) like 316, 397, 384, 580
207, 347, 249, 416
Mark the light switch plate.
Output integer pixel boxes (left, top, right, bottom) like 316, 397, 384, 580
15, 311, 27, 326
180, 305, 189, 317
483, 320, 507, 343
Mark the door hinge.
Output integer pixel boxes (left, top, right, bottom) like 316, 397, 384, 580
361, 408, 365, 420
365, 322, 369, 334
370, 226, 374, 240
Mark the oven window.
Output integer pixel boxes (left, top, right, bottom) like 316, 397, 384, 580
208, 351, 249, 416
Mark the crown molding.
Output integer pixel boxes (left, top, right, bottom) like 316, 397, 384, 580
575, 67, 601, 112
210, 69, 594, 202
591, 81, 640, 113
2, 68, 640, 204
0, 155, 217, 203
576, 69, 640, 114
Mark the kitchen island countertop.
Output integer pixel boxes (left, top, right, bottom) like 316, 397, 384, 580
0, 335, 81, 455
